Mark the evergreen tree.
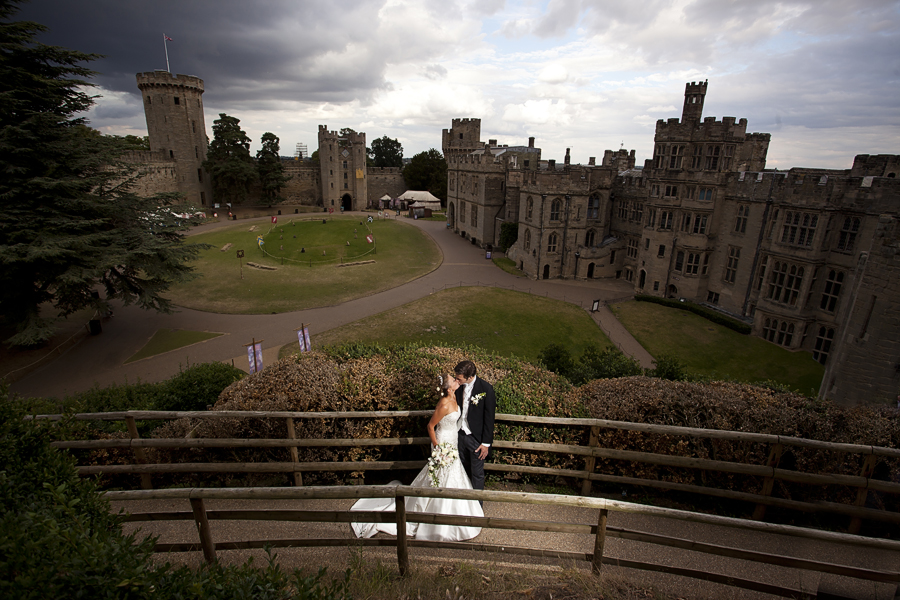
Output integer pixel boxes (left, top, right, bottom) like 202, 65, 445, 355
0, 1, 207, 346
402, 148, 447, 202
368, 135, 403, 168
256, 132, 289, 205
202, 113, 256, 205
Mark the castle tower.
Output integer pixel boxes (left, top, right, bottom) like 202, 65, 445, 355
681, 80, 708, 121
442, 118, 484, 156
136, 71, 213, 206
317, 125, 367, 211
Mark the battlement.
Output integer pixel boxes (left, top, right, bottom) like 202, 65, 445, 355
851, 154, 900, 178
318, 124, 366, 145
682, 79, 707, 121
136, 71, 204, 92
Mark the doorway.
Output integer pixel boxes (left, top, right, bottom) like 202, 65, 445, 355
341, 194, 352, 211
587, 263, 595, 279
542, 264, 550, 279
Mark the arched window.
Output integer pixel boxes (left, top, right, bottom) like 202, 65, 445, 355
587, 195, 600, 219
524, 229, 531, 251
547, 233, 558, 252
550, 199, 561, 221
585, 229, 595, 247
526, 197, 533, 220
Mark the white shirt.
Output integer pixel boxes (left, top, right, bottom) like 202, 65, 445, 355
460, 380, 474, 435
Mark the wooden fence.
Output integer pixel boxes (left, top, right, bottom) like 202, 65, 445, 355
105, 485, 900, 599
42, 409, 900, 536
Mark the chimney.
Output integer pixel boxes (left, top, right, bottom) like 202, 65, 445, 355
489, 139, 497, 147
548, 159, 556, 170
589, 157, 595, 166
528, 137, 535, 148
564, 148, 570, 166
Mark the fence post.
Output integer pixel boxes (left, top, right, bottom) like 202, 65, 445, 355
396, 493, 409, 576
581, 426, 600, 496
285, 417, 304, 487
848, 453, 878, 534
752, 443, 783, 521
591, 508, 609, 574
190, 497, 217, 564
124, 415, 153, 490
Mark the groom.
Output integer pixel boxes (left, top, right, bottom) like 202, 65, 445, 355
454, 360, 496, 496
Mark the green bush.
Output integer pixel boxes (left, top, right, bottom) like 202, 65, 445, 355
634, 294, 752, 334
648, 354, 691, 381
154, 362, 245, 412
498, 221, 518, 251
0, 390, 348, 600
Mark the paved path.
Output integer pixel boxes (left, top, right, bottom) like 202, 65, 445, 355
11, 213, 652, 399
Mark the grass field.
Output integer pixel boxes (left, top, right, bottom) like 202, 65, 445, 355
125, 329, 223, 363
611, 300, 825, 393
167, 216, 441, 314
281, 286, 612, 363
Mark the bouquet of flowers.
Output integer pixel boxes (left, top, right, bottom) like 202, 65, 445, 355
427, 442, 459, 488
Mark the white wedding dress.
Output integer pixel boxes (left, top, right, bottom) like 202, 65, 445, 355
350, 407, 483, 542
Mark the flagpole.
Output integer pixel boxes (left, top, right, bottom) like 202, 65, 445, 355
163, 33, 170, 73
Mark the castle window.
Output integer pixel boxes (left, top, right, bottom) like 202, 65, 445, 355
681, 213, 691, 232
192, 121, 196, 133
781, 211, 818, 246
763, 318, 795, 347
691, 146, 703, 169
472, 206, 478, 227
459, 133, 463, 139
646, 208, 657, 228
837, 217, 860, 252
344, 172, 348, 179
722, 145, 734, 170
664, 185, 677, 198
654, 145, 665, 169
617, 201, 628, 220
631, 202, 643, 222
174, 96, 180, 105
547, 233, 558, 253
657, 245, 665, 258
200, 192, 205, 205
526, 197, 533, 220
197, 168, 202, 182
645, 238, 650, 250
524, 229, 531, 251
767, 261, 804, 306
685, 253, 701, 275
343, 161, 348, 169
146, 96, 151, 104
460, 201, 466, 224
344, 182, 348, 189
702, 254, 709, 275
705, 145, 720, 170
550, 199, 561, 221
585, 229, 596, 247
675, 251, 684, 272
659, 210, 673, 230
820, 270, 844, 313
707, 291, 720, 304
698, 187, 713, 201
587, 195, 600, 219
627, 238, 638, 259
668, 145, 684, 169
692, 214, 708, 235
650, 184, 660, 197
653, 281, 659, 291
169, 150, 174, 158
813, 327, 835, 364
735, 205, 749, 233
725, 247, 740, 283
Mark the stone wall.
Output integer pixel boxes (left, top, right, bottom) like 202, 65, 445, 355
282, 161, 320, 205
367, 167, 406, 203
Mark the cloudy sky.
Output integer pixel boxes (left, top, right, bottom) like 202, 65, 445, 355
16, 0, 900, 169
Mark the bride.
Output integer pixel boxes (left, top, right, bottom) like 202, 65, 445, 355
350, 373, 484, 541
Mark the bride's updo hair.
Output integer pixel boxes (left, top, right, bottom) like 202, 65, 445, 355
438, 372, 455, 398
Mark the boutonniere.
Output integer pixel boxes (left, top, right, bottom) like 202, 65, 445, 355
471, 393, 486, 406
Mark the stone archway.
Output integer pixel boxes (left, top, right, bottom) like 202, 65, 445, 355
667, 284, 678, 298
341, 194, 352, 211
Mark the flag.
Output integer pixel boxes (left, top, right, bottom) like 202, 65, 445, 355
271, 216, 277, 224
164, 35, 173, 41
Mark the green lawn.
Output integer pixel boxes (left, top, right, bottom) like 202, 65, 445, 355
611, 301, 825, 394
167, 216, 441, 313
281, 286, 612, 363
125, 329, 223, 363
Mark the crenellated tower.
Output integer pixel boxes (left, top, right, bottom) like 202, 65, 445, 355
682, 80, 708, 122
136, 71, 213, 206
317, 125, 367, 211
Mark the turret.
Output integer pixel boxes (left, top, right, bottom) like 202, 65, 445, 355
682, 80, 707, 122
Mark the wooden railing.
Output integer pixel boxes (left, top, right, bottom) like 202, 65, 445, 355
105, 485, 900, 598
41, 410, 900, 535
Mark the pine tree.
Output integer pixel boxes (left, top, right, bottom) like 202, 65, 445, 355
0, 1, 207, 346
256, 132, 289, 206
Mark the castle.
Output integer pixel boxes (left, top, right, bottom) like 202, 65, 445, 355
134, 72, 898, 405
445, 82, 900, 406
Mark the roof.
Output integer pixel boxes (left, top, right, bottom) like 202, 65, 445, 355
398, 190, 441, 203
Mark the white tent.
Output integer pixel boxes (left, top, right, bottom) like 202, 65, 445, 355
399, 190, 442, 211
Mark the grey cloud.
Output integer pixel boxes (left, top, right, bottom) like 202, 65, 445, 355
424, 64, 448, 80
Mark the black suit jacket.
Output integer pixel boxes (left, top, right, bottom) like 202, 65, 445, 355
456, 377, 496, 446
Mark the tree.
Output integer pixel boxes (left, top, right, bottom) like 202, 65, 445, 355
0, 1, 207, 346
368, 136, 403, 168
403, 148, 447, 202
256, 132, 289, 205
202, 113, 256, 205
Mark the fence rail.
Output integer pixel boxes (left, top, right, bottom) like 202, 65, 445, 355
40, 410, 900, 535
105, 485, 900, 598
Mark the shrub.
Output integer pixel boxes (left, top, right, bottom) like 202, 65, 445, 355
498, 221, 518, 251
648, 354, 690, 381
154, 362, 245, 412
0, 388, 349, 600
634, 294, 752, 334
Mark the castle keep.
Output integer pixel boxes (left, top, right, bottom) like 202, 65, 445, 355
446, 82, 899, 405
136, 71, 213, 206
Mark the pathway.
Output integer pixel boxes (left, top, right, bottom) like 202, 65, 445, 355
10, 213, 652, 399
